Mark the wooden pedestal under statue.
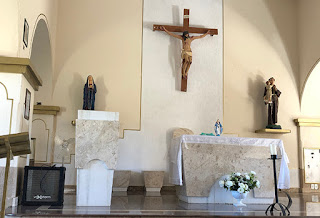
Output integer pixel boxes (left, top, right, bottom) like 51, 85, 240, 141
75, 110, 119, 206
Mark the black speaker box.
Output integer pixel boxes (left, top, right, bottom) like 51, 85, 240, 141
22, 166, 66, 206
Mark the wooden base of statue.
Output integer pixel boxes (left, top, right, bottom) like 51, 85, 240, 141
255, 129, 291, 134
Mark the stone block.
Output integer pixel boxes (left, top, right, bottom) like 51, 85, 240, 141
113, 170, 131, 192
143, 171, 164, 192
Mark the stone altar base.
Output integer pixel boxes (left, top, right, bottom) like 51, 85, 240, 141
177, 143, 281, 204
176, 179, 274, 204
77, 160, 114, 206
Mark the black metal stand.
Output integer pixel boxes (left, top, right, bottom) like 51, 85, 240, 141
265, 155, 291, 216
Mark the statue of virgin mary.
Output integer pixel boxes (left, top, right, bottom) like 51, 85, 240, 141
83, 75, 97, 110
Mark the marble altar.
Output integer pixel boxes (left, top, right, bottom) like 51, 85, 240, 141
170, 135, 290, 204
75, 110, 119, 206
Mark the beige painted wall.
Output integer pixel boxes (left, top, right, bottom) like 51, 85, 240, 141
0, 0, 19, 57
53, 0, 142, 139
301, 63, 320, 116
298, 0, 320, 94
224, 0, 300, 186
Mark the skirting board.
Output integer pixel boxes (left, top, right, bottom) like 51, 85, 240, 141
146, 188, 161, 192
64, 186, 301, 194
64, 186, 176, 194
113, 187, 128, 192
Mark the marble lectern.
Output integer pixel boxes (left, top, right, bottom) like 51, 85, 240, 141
75, 110, 119, 206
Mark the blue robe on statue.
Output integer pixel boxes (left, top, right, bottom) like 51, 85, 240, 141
214, 122, 223, 136
83, 79, 97, 110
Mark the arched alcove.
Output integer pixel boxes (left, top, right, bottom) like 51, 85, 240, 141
30, 18, 53, 104
32, 119, 49, 162
301, 59, 320, 116
30, 17, 53, 164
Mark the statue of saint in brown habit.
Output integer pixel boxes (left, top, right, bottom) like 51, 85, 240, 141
264, 77, 281, 129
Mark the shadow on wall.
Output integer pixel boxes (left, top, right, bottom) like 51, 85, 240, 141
144, 19, 182, 91
165, 128, 175, 170
94, 75, 108, 111
144, 18, 182, 91
69, 72, 85, 110
264, 0, 299, 93
165, 127, 177, 158
226, 0, 299, 94
169, 5, 182, 91
30, 18, 53, 105
248, 73, 268, 130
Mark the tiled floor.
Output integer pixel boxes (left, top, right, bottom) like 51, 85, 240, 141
6, 192, 320, 217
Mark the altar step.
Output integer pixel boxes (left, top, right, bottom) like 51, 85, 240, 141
6, 192, 310, 217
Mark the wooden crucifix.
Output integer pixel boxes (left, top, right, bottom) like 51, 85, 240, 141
153, 9, 218, 92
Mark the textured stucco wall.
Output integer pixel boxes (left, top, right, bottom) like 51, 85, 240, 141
116, 0, 223, 185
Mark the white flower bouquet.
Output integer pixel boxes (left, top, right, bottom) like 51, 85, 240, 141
219, 171, 260, 194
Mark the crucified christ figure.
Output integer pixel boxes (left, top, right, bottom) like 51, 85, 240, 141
160, 26, 210, 79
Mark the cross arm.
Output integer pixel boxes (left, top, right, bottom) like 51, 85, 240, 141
188, 27, 218, 36
153, 25, 218, 36
153, 25, 184, 33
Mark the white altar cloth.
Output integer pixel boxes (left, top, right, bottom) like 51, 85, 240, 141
169, 135, 290, 189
